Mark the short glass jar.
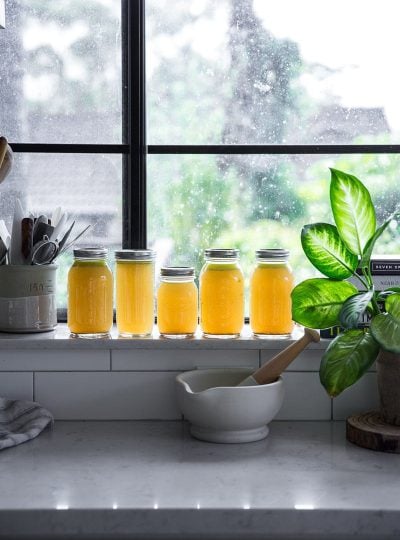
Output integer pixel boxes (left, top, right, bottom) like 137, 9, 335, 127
67, 247, 113, 339
115, 249, 155, 337
199, 248, 244, 338
250, 248, 294, 338
157, 267, 198, 339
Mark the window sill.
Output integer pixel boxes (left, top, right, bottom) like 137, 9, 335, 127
0, 323, 328, 350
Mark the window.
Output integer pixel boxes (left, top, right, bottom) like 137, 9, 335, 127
146, 0, 400, 288
1, 0, 399, 311
0, 0, 124, 306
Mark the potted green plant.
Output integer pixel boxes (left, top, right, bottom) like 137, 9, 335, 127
291, 168, 400, 425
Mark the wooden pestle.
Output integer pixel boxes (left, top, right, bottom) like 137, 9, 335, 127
238, 328, 320, 386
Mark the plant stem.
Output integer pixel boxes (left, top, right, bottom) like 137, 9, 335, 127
353, 272, 369, 290
370, 294, 381, 315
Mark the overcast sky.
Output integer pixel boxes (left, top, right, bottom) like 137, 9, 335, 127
254, 0, 400, 131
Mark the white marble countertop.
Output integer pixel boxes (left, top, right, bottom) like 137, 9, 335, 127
0, 323, 328, 350
0, 421, 399, 539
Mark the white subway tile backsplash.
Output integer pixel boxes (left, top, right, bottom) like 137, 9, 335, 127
0, 350, 110, 371
35, 372, 181, 420
0, 373, 33, 401
112, 349, 259, 371
261, 349, 322, 372
332, 373, 379, 420
275, 373, 331, 420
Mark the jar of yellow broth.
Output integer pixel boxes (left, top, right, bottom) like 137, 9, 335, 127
115, 249, 155, 337
250, 248, 294, 338
157, 267, 198, 339
68, 247, 113, 338
200, 248, 244, 338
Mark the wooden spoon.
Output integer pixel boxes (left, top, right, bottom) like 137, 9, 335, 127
0, 137, 13, 184
238, 328, 321, 386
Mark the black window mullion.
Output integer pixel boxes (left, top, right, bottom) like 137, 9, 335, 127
147, 144, 400, 155
122, 0, 147, 249
9, 143, 128, 154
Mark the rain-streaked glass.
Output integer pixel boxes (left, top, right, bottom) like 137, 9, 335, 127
0, 0, 122, 143
148, 153, 400, 287
147, 0, 399, 145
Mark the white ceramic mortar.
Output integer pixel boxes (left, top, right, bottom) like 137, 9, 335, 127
176, 368, 284, 443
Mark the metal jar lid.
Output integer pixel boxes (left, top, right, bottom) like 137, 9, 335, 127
160, 266, 195, 277
73, 247, 107, 259
204, 248, 239, 259
256, 248, 290, 259
115, 249, 156, 260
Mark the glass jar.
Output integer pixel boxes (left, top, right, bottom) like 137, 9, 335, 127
200, 248, 244, 338
250, 248, 294, 338
157, 267, 198, 339
115, 249, 155, 337
67, 247, 113, 338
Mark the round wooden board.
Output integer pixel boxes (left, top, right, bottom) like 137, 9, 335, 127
346, 411, 400, 453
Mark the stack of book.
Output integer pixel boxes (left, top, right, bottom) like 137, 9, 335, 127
320, 256, 400, 339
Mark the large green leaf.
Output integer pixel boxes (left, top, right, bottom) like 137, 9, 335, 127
330, 168, 376, 256
320, 330, 380, 397
370, 293, 400, 353
339, 290, 373, 329
360, 208, 399, 268
291, 278, 358, 329
386, 293, 400, 319
301, 223, 358, 279
370, 314, 400, 354
377, 287, 400, 301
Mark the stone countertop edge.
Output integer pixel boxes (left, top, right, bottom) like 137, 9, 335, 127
0, 323, 329, 350
0, 508, 399, 540
0, 421, 399, 540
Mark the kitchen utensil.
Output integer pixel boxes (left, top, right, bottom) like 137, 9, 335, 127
238, 328, 320, 386
52, 207, 62, 228
9, 199, 25, 265
51, 213, 67, 242
0, 220, 11, 249
0, 137, 7, 168
0, 220, 10, 265
56, 220, 75, 252
58, 224, 91, 255
0, 237, 7, 264
0, 138, 13, 184
32, 221, 54, 246
21, 217, 34, 262
32, 215, 48, 244
31, 237, 58, 265
176, 368, 284, 443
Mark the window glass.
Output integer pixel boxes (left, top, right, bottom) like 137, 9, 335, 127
148, 153, 400, 288
0, 0, 122, 143
147, 0, 399, 145
0, 153, 122, 306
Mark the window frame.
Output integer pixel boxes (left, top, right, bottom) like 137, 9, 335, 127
8, 0, 400, 255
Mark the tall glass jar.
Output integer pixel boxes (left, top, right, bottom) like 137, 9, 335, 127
200, 248, 244, 338
68, 247, 113, 338
157, 267, 198, 339
250, 248, 294, 338
115, 249, 155, 337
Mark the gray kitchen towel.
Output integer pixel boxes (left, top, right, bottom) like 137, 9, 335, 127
0, 397, 53, 450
